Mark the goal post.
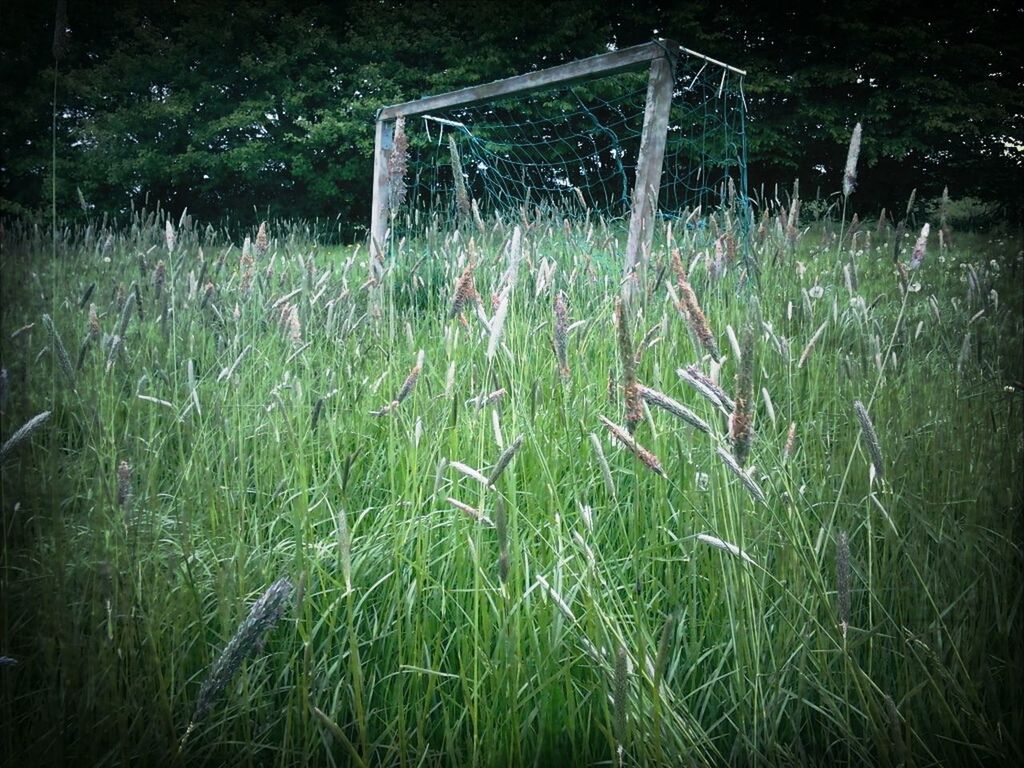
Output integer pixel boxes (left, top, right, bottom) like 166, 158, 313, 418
369, 38, 748, 292
622, 42, 676, 299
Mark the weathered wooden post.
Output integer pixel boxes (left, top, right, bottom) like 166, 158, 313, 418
369, 114, 395, 285
622, 41, 677, 305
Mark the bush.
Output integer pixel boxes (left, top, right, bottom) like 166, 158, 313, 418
924, 195, 1003, 230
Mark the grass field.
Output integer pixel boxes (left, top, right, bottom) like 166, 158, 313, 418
1, 202, 1022, 766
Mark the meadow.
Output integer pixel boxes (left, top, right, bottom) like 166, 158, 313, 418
0, 196, 1021, 766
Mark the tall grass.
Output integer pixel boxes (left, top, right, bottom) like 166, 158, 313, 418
0, 193, 1021, 766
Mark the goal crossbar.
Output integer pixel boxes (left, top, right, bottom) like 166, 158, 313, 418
378, 40, 744, 121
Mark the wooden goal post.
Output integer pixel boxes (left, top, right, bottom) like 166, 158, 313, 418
369, 39, 744, 299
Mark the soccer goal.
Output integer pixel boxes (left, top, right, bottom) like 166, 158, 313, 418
369, 38, 748, 285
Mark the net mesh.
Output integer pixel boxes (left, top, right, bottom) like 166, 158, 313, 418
387, 45, 748, 237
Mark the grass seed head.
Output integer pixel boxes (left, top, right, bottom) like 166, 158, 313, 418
783, 421, 797, 463
714, 445, 766, 504
154, 260, 166, 299
843, 122, 862, 198
678, 364, 733, 412
672, 252, 720, 361
42, 314, 75, 388
638, 384, 711, 434
287, 304, 302, 348
449, 261, 479, 319
488, 433, 524, 486
448, 135, 472, 218
797, 321, 828, 369
908, 223, 930, 270
599, 415, 665, 478
165, 220, 176, 254
116, 459, 133, 511
187, 577, 294, 733
0, 411, 51, 463
395, 349, 424, 405
240, 241, 255, 295
387, 117, 410, 210
255, 221, 269, 258
854, 400, 885, 479
654, 612, 677, 687
311, 396, 325, 432
116, 283, 136, 340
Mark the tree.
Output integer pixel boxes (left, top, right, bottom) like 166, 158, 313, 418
1, 0, 1019, 231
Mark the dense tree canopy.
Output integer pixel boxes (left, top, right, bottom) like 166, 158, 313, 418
1, 0, 1020, 235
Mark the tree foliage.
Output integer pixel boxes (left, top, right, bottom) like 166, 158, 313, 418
1, 0, 1019, 233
